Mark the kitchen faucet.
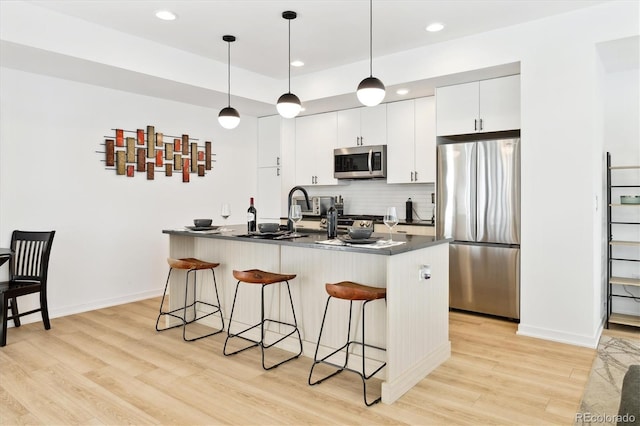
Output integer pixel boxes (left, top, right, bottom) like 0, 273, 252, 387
287, 186, 311, 231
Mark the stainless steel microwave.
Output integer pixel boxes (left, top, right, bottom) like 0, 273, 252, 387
334, 145, 387, 179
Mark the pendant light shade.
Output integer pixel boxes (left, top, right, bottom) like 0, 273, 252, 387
357, 76, 385, 107
357, 0, 385, 107
218, 106, 240, 129
277, 11, 301, 119
218, 35, 240, 129
276, 92, 302, 119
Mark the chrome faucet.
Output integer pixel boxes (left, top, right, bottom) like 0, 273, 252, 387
287, 186, 310, 231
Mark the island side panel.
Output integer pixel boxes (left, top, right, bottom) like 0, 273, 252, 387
280, 245, 387, 361
382, 242, 451, 404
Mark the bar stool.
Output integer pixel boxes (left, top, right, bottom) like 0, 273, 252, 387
308, 281, 387, 406
223, 269, 303, 370
155, 257, 224, 341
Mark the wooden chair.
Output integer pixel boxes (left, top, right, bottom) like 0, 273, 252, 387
0, 230, 56, 347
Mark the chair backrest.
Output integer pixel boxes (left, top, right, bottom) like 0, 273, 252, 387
9, 230, 55, 284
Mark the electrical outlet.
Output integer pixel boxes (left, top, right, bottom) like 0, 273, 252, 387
419, 264, 431, 281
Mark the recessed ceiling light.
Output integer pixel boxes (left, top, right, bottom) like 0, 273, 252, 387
155, 10, 177, 21
291, 60, 304, 67
426, 22, 444, 32
396, 88, 409, 95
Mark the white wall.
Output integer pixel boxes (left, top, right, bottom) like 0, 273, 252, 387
0, 68, 258, 319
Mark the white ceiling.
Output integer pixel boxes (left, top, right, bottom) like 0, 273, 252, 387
3, 0, 617, 116
28, 0, 606, 80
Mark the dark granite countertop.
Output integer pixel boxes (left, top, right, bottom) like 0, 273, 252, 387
163, 225, 449, 256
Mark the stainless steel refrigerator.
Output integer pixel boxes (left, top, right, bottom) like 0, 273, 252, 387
436, 138, 520, 319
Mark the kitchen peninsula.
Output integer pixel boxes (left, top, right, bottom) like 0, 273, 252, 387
162, 226, 451, 404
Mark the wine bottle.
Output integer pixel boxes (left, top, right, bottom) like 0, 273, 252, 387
247, 197, 257, 232
326, 203, 337, 239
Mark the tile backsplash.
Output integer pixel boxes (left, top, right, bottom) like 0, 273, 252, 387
305, 180, 435, 222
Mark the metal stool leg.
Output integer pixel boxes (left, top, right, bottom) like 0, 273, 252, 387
156, 267, 224, 341
308, 296, 386, 406
224, 279, 303, 370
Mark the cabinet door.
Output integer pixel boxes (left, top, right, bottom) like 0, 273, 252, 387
436, 81, 479, 136
360, 103, 387, 146
258, 115, 281, 168
313, 112, 338, 185
257, 167, 281, 221
414, 96, 436, 183
479, 75, 520, 133
295, 112, 337, 185
337, 108, 361, 147
386, 99, 415, 184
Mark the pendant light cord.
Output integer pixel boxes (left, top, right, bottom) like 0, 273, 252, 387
369, 0, 373, 77
227, 40, 231, 107
288, 18, 292, 93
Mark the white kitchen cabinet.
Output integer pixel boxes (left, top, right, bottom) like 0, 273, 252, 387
258, 115, 282, 168
257, 167, 281, 222
436, 75, 520, 136
387, 97, 436, 183
295, 111, 337, 186
337, 104, 386, 147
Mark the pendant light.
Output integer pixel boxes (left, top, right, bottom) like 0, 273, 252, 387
277, 11, 302, 119
218, 35, 240, 129
357, 0, 385, 107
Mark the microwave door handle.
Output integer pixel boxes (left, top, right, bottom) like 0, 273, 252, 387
368, 149, 373, 174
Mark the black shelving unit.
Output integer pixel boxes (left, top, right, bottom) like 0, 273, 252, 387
606, 152, 640, 328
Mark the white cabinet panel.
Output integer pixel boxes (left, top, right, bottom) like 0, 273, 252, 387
479, 75, 520, 133
436, 82, 479, 136
414, 97, 436, 183
436, 75, 520, 136
337, 104, 386, 147
386, 99, 415, 183
295, 112, 337, 186
258, 115, 281, 168
387, 97, 436, 184
257, 167, 281, 222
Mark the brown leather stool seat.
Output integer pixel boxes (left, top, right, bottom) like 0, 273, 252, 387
155, 257, 224, 341
224, 269, 303, 370
308, 281, 387, 406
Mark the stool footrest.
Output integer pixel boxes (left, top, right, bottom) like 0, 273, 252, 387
223, 318, 302, 369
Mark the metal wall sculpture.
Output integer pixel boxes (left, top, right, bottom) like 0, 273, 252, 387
102, 125, 214, 182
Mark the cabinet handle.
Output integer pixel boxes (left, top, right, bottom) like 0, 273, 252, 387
479, 119, 483, 131
474, 119, 478, 131
276, 156, 280, 166
410, 171, 414, 182
360, 136, 364, 146
277, 167, 280, 176
415, 171, 418, 181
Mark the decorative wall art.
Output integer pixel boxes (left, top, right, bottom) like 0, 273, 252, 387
100, 125, 215, 182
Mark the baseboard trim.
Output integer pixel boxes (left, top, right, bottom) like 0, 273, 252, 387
7, 289, 164, 328
517, 321, 603, 349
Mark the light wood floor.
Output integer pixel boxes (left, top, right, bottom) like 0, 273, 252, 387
0, 297, 629, 425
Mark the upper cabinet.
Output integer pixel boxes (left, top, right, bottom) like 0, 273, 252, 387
436, 75, 520, 136
295, 112, 338, 186
258, 115, 282, 168
387, 97, 436, 183
337, 104, 387, 147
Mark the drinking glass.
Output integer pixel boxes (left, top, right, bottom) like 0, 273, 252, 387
384, 207, 399, 242
220, 203, 231, 225
290, 204, 302, 236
